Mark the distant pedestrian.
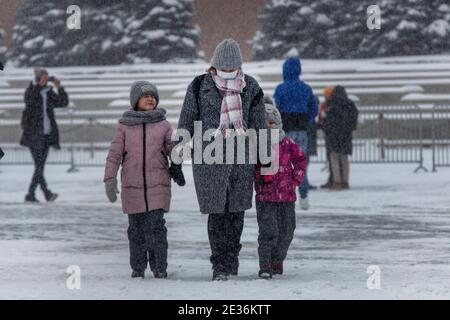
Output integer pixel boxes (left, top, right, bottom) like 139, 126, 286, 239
20, 67, 69, 203
273, 56, 318, 210
321, 86, 359, 190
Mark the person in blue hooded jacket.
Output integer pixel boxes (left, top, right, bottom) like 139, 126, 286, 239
273, 57, 318, 210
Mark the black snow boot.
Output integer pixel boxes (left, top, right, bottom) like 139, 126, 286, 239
44, 191, 58, 202
131, 270, 145, 279
153, 271, 168, 279
259, 264, 273, 279
212, 272, 228, 281
25, 194, 40, 203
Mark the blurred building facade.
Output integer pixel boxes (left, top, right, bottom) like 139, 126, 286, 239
0, 0, 266, 61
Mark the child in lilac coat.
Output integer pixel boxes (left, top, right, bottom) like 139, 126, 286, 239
104, 81, 184, 279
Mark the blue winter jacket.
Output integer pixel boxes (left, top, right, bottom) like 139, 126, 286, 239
273, 57, 318, 131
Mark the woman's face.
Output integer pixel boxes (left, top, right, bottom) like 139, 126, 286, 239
137, 94, 157, 111
216, 68, 239, 80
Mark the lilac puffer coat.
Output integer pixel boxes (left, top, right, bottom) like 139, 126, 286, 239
104, 120, 173, 214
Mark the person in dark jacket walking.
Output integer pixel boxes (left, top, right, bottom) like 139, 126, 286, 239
321, 86, 359, 190
177, 39, 267, 281
255, 100, 306, 279
20, 68, 69, 203
273, 57, 318, 210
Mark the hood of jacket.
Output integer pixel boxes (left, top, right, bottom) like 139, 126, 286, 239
282, 57, 302, 82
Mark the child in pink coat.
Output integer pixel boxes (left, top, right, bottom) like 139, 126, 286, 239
104, 81, 183, 279
255, 97, 307, 279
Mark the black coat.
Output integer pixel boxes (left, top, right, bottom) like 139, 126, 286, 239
177, 73, 267, 214
321, 86, 358, 155
20, 82, 69, 149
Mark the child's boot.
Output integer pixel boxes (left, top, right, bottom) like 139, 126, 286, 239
154, 271, 168, 279
258, 264, 273, 279
273, 261, 283, 275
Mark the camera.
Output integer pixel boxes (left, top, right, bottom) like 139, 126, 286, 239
48, 76, 56, 82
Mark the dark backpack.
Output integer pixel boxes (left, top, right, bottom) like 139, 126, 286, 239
192, 74, 207, 111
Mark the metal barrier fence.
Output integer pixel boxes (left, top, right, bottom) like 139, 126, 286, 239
0, 111, 115, 172
431, 105, 450, 172
309, 105, 428, 173
1, 105, 450, 172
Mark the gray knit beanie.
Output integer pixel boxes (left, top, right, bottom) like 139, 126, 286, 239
130, 81, 159, 109
265, 102, 285, 142
211, 38, 243, 70
265, 103, 283, 129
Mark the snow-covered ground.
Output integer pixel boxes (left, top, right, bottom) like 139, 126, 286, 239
0, 155, 450, 299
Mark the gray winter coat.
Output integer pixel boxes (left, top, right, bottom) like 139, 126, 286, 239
177, 73, 266, 214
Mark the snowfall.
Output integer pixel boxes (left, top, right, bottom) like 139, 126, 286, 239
0, 150, 449, 300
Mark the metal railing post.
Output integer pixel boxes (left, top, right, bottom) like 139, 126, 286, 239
414, 106, 427, 173
378, 113, 385, 160
67, 108, 79, 173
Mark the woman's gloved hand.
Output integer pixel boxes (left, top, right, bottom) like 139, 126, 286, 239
169, 162, 186, 187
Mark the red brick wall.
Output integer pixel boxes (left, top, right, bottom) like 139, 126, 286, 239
0, 0, 21, 47
194, 0, 267, 61
0, 0, 266, 61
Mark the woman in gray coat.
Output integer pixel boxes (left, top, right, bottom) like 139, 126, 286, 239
177, 39, 267, 281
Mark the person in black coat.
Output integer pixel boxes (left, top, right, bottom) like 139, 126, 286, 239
321, 86, 358, 190
306, 96, 319, 190
20, 68, 69, 202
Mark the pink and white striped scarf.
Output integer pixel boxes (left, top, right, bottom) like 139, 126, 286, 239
211, 69, 247, 138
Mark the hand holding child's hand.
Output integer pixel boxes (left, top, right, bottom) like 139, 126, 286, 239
169, 163, 186, 186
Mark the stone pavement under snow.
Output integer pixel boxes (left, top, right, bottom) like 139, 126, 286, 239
0, 159, 449, 299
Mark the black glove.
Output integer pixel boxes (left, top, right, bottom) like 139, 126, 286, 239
169, 162, 186, 187
162, 150, 186, 187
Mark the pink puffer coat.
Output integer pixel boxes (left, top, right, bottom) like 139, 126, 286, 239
104, 120, 173, 214
255, 136, 307, 202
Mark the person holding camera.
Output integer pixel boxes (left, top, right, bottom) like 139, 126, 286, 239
20, 67, 69, 203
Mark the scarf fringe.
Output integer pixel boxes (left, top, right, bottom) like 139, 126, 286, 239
214, 124, 247, 139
